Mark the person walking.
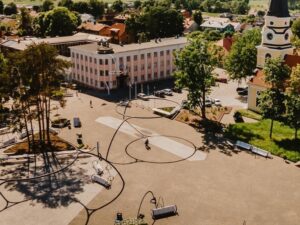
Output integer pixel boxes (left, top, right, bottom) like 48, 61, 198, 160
90, 100, 93, 108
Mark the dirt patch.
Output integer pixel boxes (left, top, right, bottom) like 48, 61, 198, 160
4, 134, 75, 155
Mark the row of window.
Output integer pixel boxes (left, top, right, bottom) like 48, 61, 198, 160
72, 49, 177, 65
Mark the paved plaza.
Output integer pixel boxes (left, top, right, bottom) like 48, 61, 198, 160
0, 81, 299, 225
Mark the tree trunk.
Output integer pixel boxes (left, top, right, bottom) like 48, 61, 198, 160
46, 97, 51, 146
269, 119, 274, 139
201, 89, 206, 119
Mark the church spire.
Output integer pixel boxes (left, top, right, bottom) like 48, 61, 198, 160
267, 0, 290, 18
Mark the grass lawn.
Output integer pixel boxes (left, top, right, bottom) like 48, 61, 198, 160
225, 119, 300, 162
237, 109, 262, 121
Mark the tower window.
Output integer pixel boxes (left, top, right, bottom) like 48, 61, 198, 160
270, 21, 274, 25
265, 53, 271, 62
284, 33, 289, 40
267, 33, 273, 40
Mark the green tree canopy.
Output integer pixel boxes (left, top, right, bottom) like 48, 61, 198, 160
193, 10, 203, 25
41, 0, 54, 12
225, 28, 261, 81
0, 0, 4, 14
292, 18, 300, 39
72, 1, 89, 13
34, 7, 80, 37
259, 58, 291, 138
133, 0, 142, 9
88, 0, 105, 18
4, 2, 17, 15
174, 37, 216, 119
18, 7, 33, 36
112, 0, 124, 13
58, 0, 74, 9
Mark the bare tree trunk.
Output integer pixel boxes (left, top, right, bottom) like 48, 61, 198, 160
201, 88, 206, 119
45, 96, 51, 146
269, 119, 274, 139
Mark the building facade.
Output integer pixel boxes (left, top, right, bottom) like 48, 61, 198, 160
69, 37, 187, 91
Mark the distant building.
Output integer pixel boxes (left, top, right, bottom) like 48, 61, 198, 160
69, 37, 187, 91
80, 13, 95, 23
200, 17, 241, 32
78, 22, 110, 36
0, 32, 110, 57
248, 0, 299, 112
184, 18, 198, 33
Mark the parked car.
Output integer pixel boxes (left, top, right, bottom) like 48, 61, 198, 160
51, 118, 70, 128
163, 89, 173, 96
137, 93, 149, 101
172, 87, 182, 93
73, 117, 82, 128
237, 89, 248, 96
181, 100, 189, 109
236, 86, 248, 92
117, 100, 130, 107
233, 111, 244, 123
205, 98, 212, 107
214, 99, 222, 106
154, 90, 165, 98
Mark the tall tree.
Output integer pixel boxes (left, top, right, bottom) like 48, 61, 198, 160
292, 18, 300, 39
72, 1, 89, 13
112, 0, 124, 13
34, 7, 80, 37
259, 58, 291, 138
58, 0, 74, 9
0, 0, 4, 14
88, 0, 105, 18
174, 37, 215, 119
193, 10, 203, 25
225, 28, 261, 81
285, 64, 300, 139
4, 2, 17, 15
41, 0, 54, 12
18, 7, 33, 36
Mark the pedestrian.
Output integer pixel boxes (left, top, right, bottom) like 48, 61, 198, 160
145, 138, 150, 150
76, 90, 78, 97
90, 100, 93, 108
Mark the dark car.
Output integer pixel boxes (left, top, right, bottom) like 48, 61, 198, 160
73, 117, 82, 128
172, 87, 182, 93
237, 89, 248, 96
154, 90, 165, 98
233, 112, 244, 123
236, 87, 248, 92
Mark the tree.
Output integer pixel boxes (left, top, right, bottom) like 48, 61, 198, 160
3, 43, 70, 160
72, 1, 89, 13
112, 0, 124, 13
34, 7, 80, 37
0, 0, 4, 14
259, 58, 291, 139
174, 37, 215, 119
41, 0, 54, 12
225, 28, 261, 81
133, 0, 141, 9
88, 0, 105, 18
58, 0, 74, 9
18, 7, 33, 36
4, 2, 17, 15
285, 64, 300, 139
292, 18, 300, 39
193, 10, 203, 25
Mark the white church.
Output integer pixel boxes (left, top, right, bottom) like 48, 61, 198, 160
248, 0, 300, 112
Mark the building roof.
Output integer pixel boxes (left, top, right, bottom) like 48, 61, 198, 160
249, 54, 300, 88
69, 37, 187, 54
200, 20, 230, 29
110, 23, 126, 37
78, 22, 109, 32
1, 33, 110, 51
267, 0, 290, 18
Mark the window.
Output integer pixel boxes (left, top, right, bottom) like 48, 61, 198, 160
148, 73, 151, 79
134, 65, 138, 71
105, 70, 109, 76
100, 81, 104, 87
167, 60, 170, 65
154, 52, 157, 57
95, 80, 98, 87
141, 54, 144, 59
154, 62, 157, 68
90, 68, 93, 73
85, 56, 87, 61
81, 76, 84, 81
72, 52, 75, 57
99, 59, 103, 65
134, 55, 138, 61
85, 66, 88, 72
80, 55, 83, 60
160, 71, 164, 77
160, 51, 164, 56
86, 77, 88, 83
134, 76, 137, 82
119, 57, 123, 63
141, 75, 145, 81
154, 72, 158, 78
100, 70, 104, 76
265, 53, 271, 62
105, 59, 108, 65
141, 64, 144, 70
81, 65, 84, 71
94, 69, 97, 75
166, 70, 170, 75
94, 58, 97, 64
285, 33, 289, 40
89, 57, 92, 62
76, 53, 79, 59
147, 53, 151, 58
270, 21, 274, 25
90, 79, 93, 85
148, 64, 151, 69
127, 56, 130, 62
267, 32, 273, 40
166, 50, 170, 55
77, 74, 80, 80
77, 64, 79, 69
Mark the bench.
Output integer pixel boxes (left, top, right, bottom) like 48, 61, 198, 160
91, 174, 111, 189
251, 146, 270, 158
152, 205, 177, 220
19, 130, 33, 140
0, 137, 16, 149
235, 141, 251, 151
93, 163, 104, 175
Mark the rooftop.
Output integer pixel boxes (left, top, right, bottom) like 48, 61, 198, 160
69, 37, 187, 54
1, 33, 110, 51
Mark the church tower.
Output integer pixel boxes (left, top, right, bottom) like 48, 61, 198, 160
256, 0, 294, 68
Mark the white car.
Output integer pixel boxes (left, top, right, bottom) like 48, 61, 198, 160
214, 99, 222, 107
118, 100, 130, 106
163, 89, 173, 96
137, 93, 149, 101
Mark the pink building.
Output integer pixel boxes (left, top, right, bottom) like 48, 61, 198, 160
69, 37, 187, 91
